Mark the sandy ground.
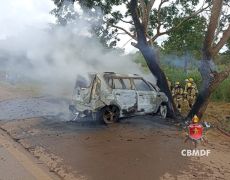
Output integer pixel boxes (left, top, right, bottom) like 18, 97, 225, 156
0, 126, 59, 180
0, 82, 230, 180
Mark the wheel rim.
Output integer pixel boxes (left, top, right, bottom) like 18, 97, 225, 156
160, 105, 167, 119
103, 106, 119, 124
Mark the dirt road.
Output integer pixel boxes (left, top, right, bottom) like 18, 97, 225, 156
0, 82, 230, 180
0, 128, 59, 180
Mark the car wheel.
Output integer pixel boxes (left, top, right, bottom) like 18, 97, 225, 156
97, 106, 120, 124
159, 105, 167, 119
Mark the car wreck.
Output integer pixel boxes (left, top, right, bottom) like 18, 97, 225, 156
69, 72, 168, 124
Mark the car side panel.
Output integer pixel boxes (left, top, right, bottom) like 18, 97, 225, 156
136, 91, 157, 113
112, 89, 137, 115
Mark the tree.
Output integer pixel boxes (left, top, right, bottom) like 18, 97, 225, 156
127, 0, 210, 118
226, 39, 230, 54
163, 16, 206, 59
51, 0, 229, 120
51, 0, 209, 50
51, 0, 122, 48
187, 0, 230, 119
108, 0, 229, 119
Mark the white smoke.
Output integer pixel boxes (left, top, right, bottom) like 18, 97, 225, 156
0, 0, 149, 96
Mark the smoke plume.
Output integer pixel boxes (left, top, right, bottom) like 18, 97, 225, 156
0, 1, 144, 96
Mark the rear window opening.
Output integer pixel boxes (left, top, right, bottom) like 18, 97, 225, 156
75, 74, 94, 88
104, 75, 133, 90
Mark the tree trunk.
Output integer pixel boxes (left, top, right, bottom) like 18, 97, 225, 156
187, 56, 230, 120
130, 0, 178, 118
138, 45, 178, 118
186, 0, 229, 121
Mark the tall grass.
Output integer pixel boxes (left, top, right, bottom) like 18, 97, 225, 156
211, 78, 230, 102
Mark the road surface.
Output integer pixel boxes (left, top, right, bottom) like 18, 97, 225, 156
0, 128, 59, 180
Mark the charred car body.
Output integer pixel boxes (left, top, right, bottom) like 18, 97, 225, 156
69, 72, 168, 124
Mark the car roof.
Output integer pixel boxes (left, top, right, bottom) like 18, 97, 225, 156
90, 72, 142, 78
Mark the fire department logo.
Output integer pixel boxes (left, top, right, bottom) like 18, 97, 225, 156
188, 124, 203, 140
184, 115, 209, 148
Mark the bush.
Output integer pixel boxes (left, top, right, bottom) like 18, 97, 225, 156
211, 77, 230, 102
162, 65, 201, 88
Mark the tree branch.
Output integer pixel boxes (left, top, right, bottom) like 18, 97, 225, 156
156, 0, 167, 35
130, 0, 147, 47
147, 0, 155, 14
203, 0, 223, 58
119, 18, 134, 25
110, 24, 136, 39
139, 0, 148, 31
151, 2, 211, 42
214, 65, 230, 87
219, 68, 230, 80
110, 13, 134, 25
212, 25, 230, 56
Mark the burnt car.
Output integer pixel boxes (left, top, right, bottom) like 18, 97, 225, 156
69, 72, 168, 124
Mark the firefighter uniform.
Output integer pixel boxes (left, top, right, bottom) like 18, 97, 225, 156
172, 82, 184, 112
186, 82, 197, 108
189, 78, 198, 94
184, 79, 189, 101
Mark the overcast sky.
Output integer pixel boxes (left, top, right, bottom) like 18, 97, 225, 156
0, 0, 170, 54
0, 0, 55, 39
0, 0, 140, 53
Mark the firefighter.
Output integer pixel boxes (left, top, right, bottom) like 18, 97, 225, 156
189, 78, 198, 94
184, 78, 190, 101
166, 76, 172, 91
186, 82, 197, 108
172, 81, 184, 112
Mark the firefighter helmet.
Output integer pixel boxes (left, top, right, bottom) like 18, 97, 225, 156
192, 115, 199, 123
175, 81, 180, 85
185, 79, 189, 82
189, 78, 194, 82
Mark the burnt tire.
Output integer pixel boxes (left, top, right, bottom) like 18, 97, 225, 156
159, 104, 167, 119
96, 105, 120, 124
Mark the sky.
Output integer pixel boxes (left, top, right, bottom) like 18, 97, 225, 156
0, 0, 141, 53
0, 0, 226, 53
0, 0, 55, 39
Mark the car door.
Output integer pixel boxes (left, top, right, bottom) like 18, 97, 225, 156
132, 78, 157, 113
112, 78, 137, 113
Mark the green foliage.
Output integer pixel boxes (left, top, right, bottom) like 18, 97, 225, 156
133, 52, 230, 102
215, 53, 230, 65
211, 78, 230, 102
162, 65, 230, 102
51, 0, 206, 48
50, 0, 125, 48
162, 65, 201, 87
162, 15, 206, 59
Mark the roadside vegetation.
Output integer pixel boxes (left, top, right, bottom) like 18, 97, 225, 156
134, 52, 230, 103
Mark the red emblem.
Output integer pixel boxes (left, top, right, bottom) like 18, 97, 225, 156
188, 124, 203, 140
